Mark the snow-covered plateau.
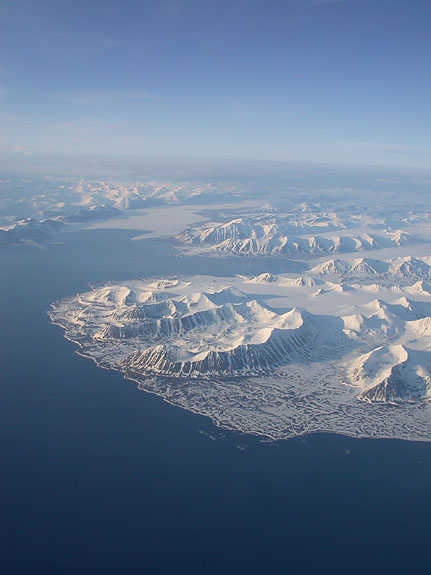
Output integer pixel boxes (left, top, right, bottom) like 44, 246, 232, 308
50, 256, 431, 441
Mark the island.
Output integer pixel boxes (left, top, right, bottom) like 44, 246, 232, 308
50, 257, 431, 441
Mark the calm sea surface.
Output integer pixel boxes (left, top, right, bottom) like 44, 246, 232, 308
1, 229, 431, 574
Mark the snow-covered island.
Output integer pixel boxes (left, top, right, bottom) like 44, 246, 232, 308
176, 206, 429, 258
50, 256, 431, 441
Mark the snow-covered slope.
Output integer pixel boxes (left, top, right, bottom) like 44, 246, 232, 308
310, 256, 431, 281
352, 346, 431, 402
53, 283, 347, 378
0, 218, 65, 245
0, 177, 251, 246
177, 214, 421, 258
50, 264, 431, 440
51, 268, 431, 386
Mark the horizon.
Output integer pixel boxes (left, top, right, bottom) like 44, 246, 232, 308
2, 151, 431, 179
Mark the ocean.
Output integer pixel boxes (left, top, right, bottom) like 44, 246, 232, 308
1, 228, 431, 574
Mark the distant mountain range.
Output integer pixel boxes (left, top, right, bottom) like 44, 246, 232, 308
178, 214, 422, 257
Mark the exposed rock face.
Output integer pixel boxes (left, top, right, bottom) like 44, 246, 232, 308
123, 321, 317, 377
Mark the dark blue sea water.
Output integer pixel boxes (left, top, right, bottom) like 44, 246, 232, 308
1, 229, 431, 574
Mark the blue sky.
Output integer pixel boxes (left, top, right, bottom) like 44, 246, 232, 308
1, 0, 431, 168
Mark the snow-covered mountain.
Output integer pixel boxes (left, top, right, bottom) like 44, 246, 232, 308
0, 177, 251, 246
0, 177, 247, 225
50, 270, 431, 403
54, 284, 336, 378
352, 346, 431, 402
177, 214, 421, 258
310, 256, 431, 281
0, 218, 65, 245
50, 261, 431, 440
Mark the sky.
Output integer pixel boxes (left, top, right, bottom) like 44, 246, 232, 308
1, 0, 431, 169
